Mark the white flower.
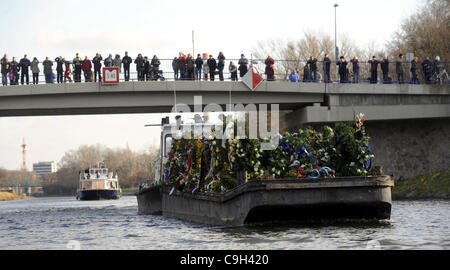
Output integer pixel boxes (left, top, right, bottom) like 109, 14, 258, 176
272, 168, 275, 172
276, 171, 281, 175
212, 141, 217, 146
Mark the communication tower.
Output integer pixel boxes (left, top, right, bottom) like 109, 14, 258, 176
21, 138, 27, 171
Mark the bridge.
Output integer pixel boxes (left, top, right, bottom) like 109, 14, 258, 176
1, 81, 449, 180
0, 81, 448, 123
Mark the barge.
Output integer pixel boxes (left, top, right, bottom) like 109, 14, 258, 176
137, 176, 393, 226
137, 115, 394, 226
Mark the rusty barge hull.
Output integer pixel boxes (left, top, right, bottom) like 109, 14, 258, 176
136, 176, 394, 226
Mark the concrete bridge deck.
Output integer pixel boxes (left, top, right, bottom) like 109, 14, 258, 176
0, 81, 448, 121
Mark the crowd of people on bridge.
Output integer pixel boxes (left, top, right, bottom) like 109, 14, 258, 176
288, 54, 444, 85
0, 51, 445, 86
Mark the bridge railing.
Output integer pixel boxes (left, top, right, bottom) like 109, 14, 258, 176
1, 58, 449, 86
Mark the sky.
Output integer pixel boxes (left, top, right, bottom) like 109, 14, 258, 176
0, 0, 423, 170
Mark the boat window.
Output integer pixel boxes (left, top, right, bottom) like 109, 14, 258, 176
164, 135, 173, 157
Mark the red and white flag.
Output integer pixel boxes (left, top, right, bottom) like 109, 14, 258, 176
242, 66, 264, 91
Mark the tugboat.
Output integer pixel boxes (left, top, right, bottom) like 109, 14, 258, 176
76, 163, 121, 200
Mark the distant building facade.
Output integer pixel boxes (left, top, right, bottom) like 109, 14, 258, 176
33, 161, 57, 178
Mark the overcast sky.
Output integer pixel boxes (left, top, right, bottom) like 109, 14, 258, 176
0, 0, 423, 170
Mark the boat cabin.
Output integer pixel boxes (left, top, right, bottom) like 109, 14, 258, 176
79, 167, 119, 191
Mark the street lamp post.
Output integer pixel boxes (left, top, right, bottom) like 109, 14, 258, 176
334, 3, 339, 81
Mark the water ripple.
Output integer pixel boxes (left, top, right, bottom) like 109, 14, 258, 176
0, 197, 448, 250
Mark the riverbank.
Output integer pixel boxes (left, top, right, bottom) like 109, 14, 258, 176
121, 187, 139, 196
0, 192, 32, 201
392, 171, 450, 200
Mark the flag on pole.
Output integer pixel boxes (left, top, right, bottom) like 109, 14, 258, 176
242, 66, 264, 91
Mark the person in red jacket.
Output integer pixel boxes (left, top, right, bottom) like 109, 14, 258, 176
178, 52, 187, 80
63, 58, 72, 83
265, 56, 275, 81
81, 56, 92, 82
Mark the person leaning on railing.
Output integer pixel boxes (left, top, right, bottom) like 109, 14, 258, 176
238, 54, 248, 79
229, 61, 238, 81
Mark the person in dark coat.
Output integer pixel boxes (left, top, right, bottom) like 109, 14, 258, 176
104, 54, 113, 68
303, 63, 310, 82
134, 54, 145, 81
217, 52, 226, 81
381, 56, 390, 83
396, 54, 404, 84
122, 52, 132, 81
54, 56, 64, 83
422, 57, 433, 84
307, 56, 318, 82
19, 55, 31, 85
42, 57, 53, 84
186, 54, 195, 80
92, 53, 103, 82
207, 55, 217, 81
195, 54, 203, 81
143, 57, 150, 81
229, 61, 238, 81
1, 54, 9, 86
350, 56, 360, 83
336, 56, 348, 83
172, 57, 179, 80
323, 54, 331, 83
238, 54, 248, 78
265, 56, 275, 81
368, 56, 380, 84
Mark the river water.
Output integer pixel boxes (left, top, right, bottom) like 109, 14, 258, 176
0, 196, 448, 250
